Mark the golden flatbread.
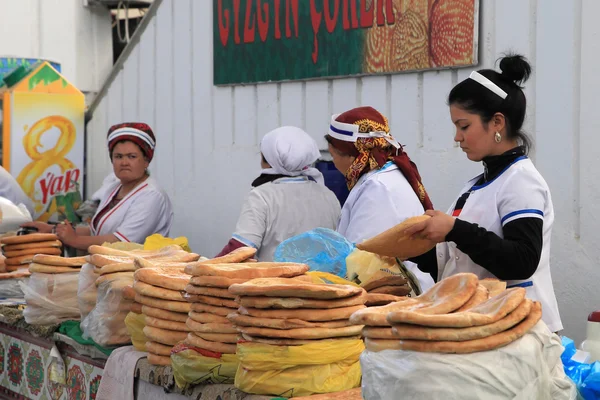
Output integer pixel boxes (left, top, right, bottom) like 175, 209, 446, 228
32, 254, 86, 266
188, 311, 230, 324
229, 278, 364, 300
143, 326, 188, 345
185, 318, 237, 334
142, 306, 189, 322
183, 294, 238, 308
184, 262, 309, 279
237, 291, 367, 309
194, 332, 238, 343
1, 233, 58, 245
349, 273, 480, 326
190, 302, 237, 317
363, 275, 408, 292
455, 284, 489, 312
133, 281, 186, 302
390, 299, 533, 341
99, 262, 135, 275
144, 316, 189, 332
29, 263, 80, 274
134, 267, 189, 291
201, 247, 257, 264
147, 353, 171, 366
95, 272, 134, 286
367, 302, 542, 354
480, 278, 507, 298
122, 285, 136, 301
87, 254, 132, 267
238, 305, 366, 322
4, 247, 62, 258
184, 285, 236, 299
135, 293, 191, 313
184, 333, 237, 354
189, 275, 250, 288
365, 293, 407, 307
240, 333, 361, 346
130, 302, 143, 314
5, 254, 38, 265
356, 215, 437, 258
227, 313, 353, 330
386, 287, 526, 327
370, 285, 411, 296
146, 341, 173, 356
237, 325, 363, 340
3, 240, 61, 251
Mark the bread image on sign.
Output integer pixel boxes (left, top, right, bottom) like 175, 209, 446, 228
356, 215, 437, 259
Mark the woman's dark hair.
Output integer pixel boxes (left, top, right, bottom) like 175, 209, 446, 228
448, 53, 532, 153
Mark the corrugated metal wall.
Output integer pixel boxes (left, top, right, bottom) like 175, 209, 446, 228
86, 0, 599, 343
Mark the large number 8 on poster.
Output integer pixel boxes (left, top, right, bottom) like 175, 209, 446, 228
16, 115, 77, 213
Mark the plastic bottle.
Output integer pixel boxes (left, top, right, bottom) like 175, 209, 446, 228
581, 311, 600, 362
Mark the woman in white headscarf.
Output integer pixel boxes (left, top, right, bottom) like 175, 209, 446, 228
216, 126, 341, 261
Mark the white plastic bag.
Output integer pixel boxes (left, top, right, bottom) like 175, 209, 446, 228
360, 322, 576, 400
0, 197, 32, 233
81, 273, 133, 346
20, 272, 80, 325
77, 263, 98, 320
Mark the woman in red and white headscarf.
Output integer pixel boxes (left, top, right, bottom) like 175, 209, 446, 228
326, 106, 435, 290
23, 123, 173, 249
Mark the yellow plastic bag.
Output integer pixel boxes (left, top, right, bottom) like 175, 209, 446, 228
124, 311, 147, 351
305, 271, 360, 287
346, 249, 422, 295
143, 234, 192, 253
171, 343, 239, 387
235, 339, 364, 397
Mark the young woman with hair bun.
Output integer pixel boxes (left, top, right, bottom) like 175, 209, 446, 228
406, 54, 562, 332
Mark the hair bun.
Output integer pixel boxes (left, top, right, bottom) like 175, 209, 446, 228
499, 54, 531, 85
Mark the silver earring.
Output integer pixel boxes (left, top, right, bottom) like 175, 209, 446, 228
494, 132, 502, 143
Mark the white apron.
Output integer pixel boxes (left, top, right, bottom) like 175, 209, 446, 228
437, 157, 563, 332
90, 177, 173, 244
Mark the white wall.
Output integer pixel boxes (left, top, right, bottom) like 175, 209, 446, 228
86, 0, 600, 344
0, 0, 113, 98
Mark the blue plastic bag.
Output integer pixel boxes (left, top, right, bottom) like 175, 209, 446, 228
561, 336, 600, 399
273, 228, 355, 278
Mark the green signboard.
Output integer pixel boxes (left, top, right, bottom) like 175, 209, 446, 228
213, 0, 479, 85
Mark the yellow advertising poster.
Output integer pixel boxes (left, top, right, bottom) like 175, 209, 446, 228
9, 91, 84, 221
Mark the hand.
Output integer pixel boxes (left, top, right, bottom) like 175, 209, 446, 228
21, 221, 53, 233
56, 221, 77, 246
404, 210, 456, 243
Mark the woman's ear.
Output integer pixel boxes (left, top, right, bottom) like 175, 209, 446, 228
492, 112, 506, 133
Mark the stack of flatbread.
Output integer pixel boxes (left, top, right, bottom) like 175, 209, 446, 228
81, 245, 201, 348
180, 247, 263, 355
133, 260, 193, 366
350, 273, 542, 354
227, 276, 368, 346
29, 254, 87, 274
363, 273, 413, 307
1, 233, 62, 273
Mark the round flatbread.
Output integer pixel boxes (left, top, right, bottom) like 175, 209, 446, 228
183, 294, 238, 308
4, 247, 62, 258
184, 262, 309, 279
238, 304, 366, 322
1, 233, 58, 245
141, 306, 188, 323
370, 285, 412, 296
240, 333, 361, 346
3, 240, 61, 251
365, 293, 406, 307
143, 326, 188, 346
95, 272, 134, 287
146, 341, 173, 356
135, 293, 191, 313
5, 254, 38, 265
187, 311, 229, 324
133, 281, 186, 302
227, 313, 353, 330
194, 332, 238, 344
184, 285, 236, 299
229, 278, 363, 300
237, 324, 363, 340
190, 302, 237, 317
134, 267, 190, 291
201, 247, 257, 264
189, 275, 250, 288
100, 262, 136, 275
185, 318, 237, 334
147, 353, 171, 366
144, 316, 189, 332
237, 291, 367, 310
32, 254, 86, 267
29, 263, 80, 274
184, 333, 237, 354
